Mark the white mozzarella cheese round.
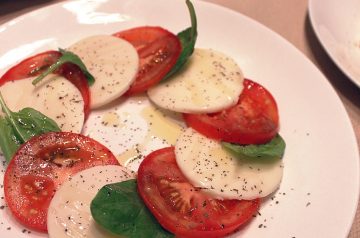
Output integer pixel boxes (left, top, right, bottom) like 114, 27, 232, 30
175, 128, 283, 200
47, 165, 134, 238
147, 48, 244, 113
0, 75, 84, 133
68, 35, 139, 109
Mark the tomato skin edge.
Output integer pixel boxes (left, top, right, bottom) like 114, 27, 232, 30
3, 132, 119, 232
114, 26, 182, 96
0, 51, 62, 86
0, 50, 91, 120
183, 79, 279, 145
4, 147, 50, 232
137, 147, 260, 238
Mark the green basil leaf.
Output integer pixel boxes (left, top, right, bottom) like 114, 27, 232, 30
91, 179, 174, 238
0, 118, 21, 162
222, 134, 286, 161
32, 48, 95, 86
164, 0, 197, 79
9, 107, 61, 141
0, 92, 61, 162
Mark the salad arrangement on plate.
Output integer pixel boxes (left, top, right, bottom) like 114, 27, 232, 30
0, 1, 285, 237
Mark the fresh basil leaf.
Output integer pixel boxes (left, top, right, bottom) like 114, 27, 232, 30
0, 118, 21, 162
222, 134, 286, 161
32, 48, 95, 86
91, 179, 174, 238
8, 107, 61, 141
58, 48, 95, 85
164, 0, 197, 79
0, 92, 61, 162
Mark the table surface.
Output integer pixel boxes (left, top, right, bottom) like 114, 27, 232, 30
0, 0, 359, 237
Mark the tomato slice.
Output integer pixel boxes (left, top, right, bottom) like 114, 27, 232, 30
183, 79, 279, 145
0, 51, 91, 119
4, 132, 119, 232
137, 147, 260, 238
0, 51, 61, 83
114, 26, 181, 95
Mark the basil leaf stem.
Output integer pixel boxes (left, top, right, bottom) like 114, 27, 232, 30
0, 92, 60, 162
0, 92, 27, 142
32, 48, 95, 86
0, 119, 21, 162
164, 0, 197, 79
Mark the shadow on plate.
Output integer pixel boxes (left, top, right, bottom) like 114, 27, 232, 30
0, 0, 58, 17
304, 13, 360, 108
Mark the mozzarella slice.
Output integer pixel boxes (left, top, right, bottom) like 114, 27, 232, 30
0, 75, 84, 133
47, 165, 134, 238
175, 128, 283, 200
147, 48, 244, 113
68, 35, 139, 108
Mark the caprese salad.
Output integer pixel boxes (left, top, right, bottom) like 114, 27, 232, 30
0, 0, 285, 237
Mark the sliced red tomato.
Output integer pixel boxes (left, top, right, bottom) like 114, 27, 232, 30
183, 79, 279, 145
0, 51, 91, 119
114, 26, 181, 95
4, 132, 119, 232
137, 147, 260, 238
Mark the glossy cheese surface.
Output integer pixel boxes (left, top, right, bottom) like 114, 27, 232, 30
148, 48, 244, 113
175, 128, 283, 200
0, 75, 84, 133
68, 35, 139, 108
47, 165, 134, 238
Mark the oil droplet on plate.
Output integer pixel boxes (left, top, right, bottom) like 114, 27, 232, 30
101, 111, 122, 128
116, 147, 142, 167
141, 106, 183, 145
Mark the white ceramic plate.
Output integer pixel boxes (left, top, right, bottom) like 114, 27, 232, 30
0, 0, 359, 237
308, 0, 360, 88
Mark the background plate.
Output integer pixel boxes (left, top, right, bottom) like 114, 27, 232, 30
0, 0, 358, 237
308, 0, 360, 88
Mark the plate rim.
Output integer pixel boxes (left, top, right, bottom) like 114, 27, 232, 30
0, 0, 358, 237
308, 0, 360, 88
